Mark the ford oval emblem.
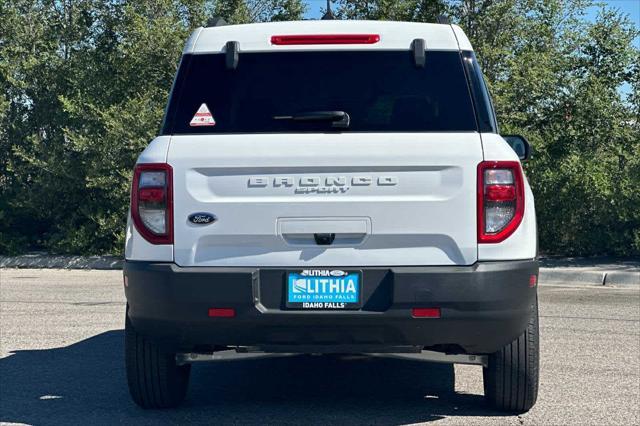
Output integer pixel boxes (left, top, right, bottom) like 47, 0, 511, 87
188, 213, 216, 225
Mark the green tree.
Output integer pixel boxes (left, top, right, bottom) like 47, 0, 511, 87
452, 0, 639, 255
528, 8, 640, 255
335, 0, 447, 21
336, 0, 639, 255
0, 0, 306, 254
215, 0, 305, 23
1, 0, 638, 256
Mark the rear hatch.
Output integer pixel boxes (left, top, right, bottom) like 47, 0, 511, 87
165, 49, 482, 267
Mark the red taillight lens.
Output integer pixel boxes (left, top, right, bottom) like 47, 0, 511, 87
477, 161, 524, 243
270, 34, 380, 45
485, 185, 516, 201
138, 188, 165, 203
131, 163, 173, 244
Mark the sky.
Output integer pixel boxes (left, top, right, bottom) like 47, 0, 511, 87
586, 0, 640, 49
586, 1, 640, 27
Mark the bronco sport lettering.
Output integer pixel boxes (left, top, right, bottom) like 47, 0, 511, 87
248, 175, 398, 193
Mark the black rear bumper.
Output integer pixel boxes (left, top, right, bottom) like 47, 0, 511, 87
124, 260, 538, 354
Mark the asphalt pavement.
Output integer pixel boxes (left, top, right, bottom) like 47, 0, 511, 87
0, 268, 638, 425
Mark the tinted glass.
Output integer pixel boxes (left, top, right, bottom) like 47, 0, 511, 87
163, 50, 478, 134
461, 51, 498, 133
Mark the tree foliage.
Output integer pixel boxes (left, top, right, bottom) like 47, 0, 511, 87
0, 0, 305, 254
337, 0, 639, 256
1, 0, 638, 256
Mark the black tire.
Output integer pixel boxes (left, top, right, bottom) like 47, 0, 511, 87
125, 310, 191, 409
483, 297, 539, 413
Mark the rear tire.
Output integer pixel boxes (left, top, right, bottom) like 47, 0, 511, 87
483, 297, 539, 413
125, 310, 191, 409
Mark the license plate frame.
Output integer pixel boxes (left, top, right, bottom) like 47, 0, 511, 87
285, 269, 362, 310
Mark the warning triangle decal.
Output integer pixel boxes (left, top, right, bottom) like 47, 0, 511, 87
190, 103, 216, 127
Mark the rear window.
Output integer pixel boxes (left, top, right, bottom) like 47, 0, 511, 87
162, 50, 478, 134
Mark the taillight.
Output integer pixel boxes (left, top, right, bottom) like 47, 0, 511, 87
270, 34, 380, 45
131, 163, 173, 244
477, 161, 524, 243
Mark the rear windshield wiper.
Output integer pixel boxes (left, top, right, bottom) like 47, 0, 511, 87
273, 110, 350, 128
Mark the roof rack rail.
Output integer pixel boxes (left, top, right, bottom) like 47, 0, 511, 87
207, 17, 227, 27
226, 41, 239, 70
436, 15, 451, 25
411, 38, 426, 68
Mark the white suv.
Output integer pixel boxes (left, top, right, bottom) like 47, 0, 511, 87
123, 19, 539, 412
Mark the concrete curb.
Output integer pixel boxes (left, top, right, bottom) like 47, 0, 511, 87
1, 255, 638, 287
0, 255, 123, 270
539, 268, 640, 287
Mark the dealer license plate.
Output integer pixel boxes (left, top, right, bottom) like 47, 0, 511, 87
286, 269, 361, 309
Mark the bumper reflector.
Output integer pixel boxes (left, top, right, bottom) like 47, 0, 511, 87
412, 308, 441, 318
529, 275, 537, 287
208, 308, 235, 318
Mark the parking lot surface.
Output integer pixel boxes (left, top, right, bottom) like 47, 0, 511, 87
1, 268, 639, 425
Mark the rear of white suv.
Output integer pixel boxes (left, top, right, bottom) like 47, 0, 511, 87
123, 20, 539, 412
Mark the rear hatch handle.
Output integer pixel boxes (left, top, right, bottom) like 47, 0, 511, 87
278, 217, 370, 247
